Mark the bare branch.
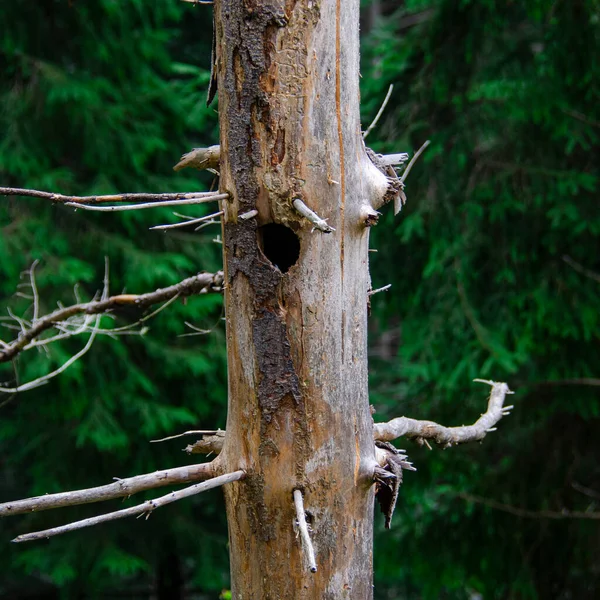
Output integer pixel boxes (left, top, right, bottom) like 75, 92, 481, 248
363, 84, 394, 140
399, 140, 431, 184
378, 153, 409, 166
186, 430, 225, 455
0, 187, 224, 206
28, 260, 41, 321
12, 470, 245, 543
455, 491, 600, 520
66, 193, 228, 212
562, 255, 600, 284
572, 481, 600, 501
0, 317, 101, 393
0, 271, 224, 364
150, 430, 219, 443
173, 145, 220, 172
293, 489, 317, 573
150, 211, 224, 231
534, 378, 600, 387
292, 198, 335, 233
0, 462, 216, 517
368, 284, 392, 296
373, 380, 513, 448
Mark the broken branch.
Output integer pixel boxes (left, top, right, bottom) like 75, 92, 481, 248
293, 489, 317, 573
292, 198, 335, 233
186, 430, 225, 455
173, 145, 220, 172
373, 380, 513, 448
12, 470, 245, 543
0, 462, 216, 517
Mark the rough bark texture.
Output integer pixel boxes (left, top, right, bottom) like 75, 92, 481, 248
216, 1, 387, 597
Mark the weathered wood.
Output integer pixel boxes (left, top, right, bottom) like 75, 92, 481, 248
215, 1, 388, 597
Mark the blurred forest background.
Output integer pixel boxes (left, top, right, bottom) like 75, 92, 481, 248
0, 0, 598, 598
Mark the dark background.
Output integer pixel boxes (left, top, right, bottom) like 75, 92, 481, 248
1, 0, 599, 598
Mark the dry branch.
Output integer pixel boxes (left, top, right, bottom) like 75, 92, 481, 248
66, 193, 228, 212
0, 271, 224, 364
363, 84, 394, 140
186, 430, 225, 455
0, 462, 216, 517
173, 145, 220, 172
455, 491, 600, 520
292, 198, 335, 233
293, 489, 318, 573
373, 380, 513, 448
12, 470, 245, 543
150, 211, 224, 231
0, 187, 222, 206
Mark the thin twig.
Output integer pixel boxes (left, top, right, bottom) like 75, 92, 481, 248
572, 482, 600, 501
12, 470, 245, 543
363, 84, 394, 140
293, 489, 318, 573
150, 430, 219, 443
0, 187, 223, 205
455, 491, 600, 520
562, 255, 600, 284
66, 193, 228, 212
28, 260, 41, 322
400, 140, 431, 184
368, 284, 392, 296
373, 380, 513, 448
150, 211, 224, 231
0, 462, 216, 516
0, 317, 101, 393
0, 271, 224, 364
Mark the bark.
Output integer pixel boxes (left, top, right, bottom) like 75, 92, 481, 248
215, 1, 388, 598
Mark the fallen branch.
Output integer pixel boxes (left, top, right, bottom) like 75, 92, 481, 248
0, 187, 222, 206
293, 489, 317, 573
0, 271, 224, 364
373, 380, 513, 448
0, 462, 216, 517
12, 470, 245, 543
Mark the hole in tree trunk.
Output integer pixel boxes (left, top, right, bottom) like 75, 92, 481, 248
258, 223, 300, 273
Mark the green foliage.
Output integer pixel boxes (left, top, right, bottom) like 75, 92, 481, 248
0, 1, 226, 597
362, 0, 600, 598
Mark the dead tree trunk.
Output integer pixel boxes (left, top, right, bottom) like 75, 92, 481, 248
0, 1, 514, 594
216, 0, 389, 597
